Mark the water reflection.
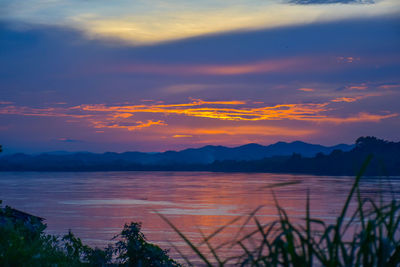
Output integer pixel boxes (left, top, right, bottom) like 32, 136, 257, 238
0, 172, 399, 262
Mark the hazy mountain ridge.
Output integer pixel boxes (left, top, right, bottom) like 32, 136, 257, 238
0, 141, 354, 166
0, 137, 399, 175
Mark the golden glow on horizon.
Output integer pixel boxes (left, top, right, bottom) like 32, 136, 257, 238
0, 96, 397, 136
173, 125, 316, 137
78, 100, 331, 122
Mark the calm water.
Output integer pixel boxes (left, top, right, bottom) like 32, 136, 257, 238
1, 172, 399, 263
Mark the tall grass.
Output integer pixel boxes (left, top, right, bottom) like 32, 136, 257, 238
160, 156, 400, 266
1, 156, 399, 266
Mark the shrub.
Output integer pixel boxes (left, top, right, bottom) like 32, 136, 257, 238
114, 222, 181, 266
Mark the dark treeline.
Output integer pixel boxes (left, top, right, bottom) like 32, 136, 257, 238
210, 136, 400, 176
0, 137, 399, 175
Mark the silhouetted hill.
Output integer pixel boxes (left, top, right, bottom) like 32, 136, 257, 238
3, 137, 399, 175
142, 141, 353, 164
209, 137, 400, 175
0, 140, 353, 169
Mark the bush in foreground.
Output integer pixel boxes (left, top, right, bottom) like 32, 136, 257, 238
0, 203, 180, 266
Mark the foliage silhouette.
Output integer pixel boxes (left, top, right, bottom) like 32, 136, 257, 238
0, 204, 179, 266
114, 222, 180, 266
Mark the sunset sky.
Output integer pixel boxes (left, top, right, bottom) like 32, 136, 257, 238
0, 0, 399, 153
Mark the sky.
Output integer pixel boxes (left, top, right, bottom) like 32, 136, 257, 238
0, 0, 399, 153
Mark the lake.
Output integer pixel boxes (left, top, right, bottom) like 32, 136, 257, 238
1, 171, 399, 263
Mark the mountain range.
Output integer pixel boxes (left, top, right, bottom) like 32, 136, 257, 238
1, 137, 399, 175
0, 141, 353, 166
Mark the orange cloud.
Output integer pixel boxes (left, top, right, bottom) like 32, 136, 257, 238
331, 97, 359, 103
107, 57, 326, 76
78, 100, 330, 122
379, 84, 400, 89
317, 112, 398, 124
76, 98, 398, 131
101, 54, 398, 77
298, 88, 315, 92
331, 92, 382, 103
112, 113, 133, 119
192, 59, 301, 75
91, 119, 167, 131
347, 85, 367, 90
0, 98, 397, 135
173, 135, 193, 138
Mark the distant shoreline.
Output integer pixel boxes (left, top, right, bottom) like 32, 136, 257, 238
1, 137, 399, 175
0, 168, 398, 177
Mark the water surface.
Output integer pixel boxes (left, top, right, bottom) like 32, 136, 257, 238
1, 172, 398, 262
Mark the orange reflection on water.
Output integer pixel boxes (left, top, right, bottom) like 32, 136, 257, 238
1, 172, 398, 263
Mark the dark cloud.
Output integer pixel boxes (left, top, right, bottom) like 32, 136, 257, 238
289, 0, 374, 4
